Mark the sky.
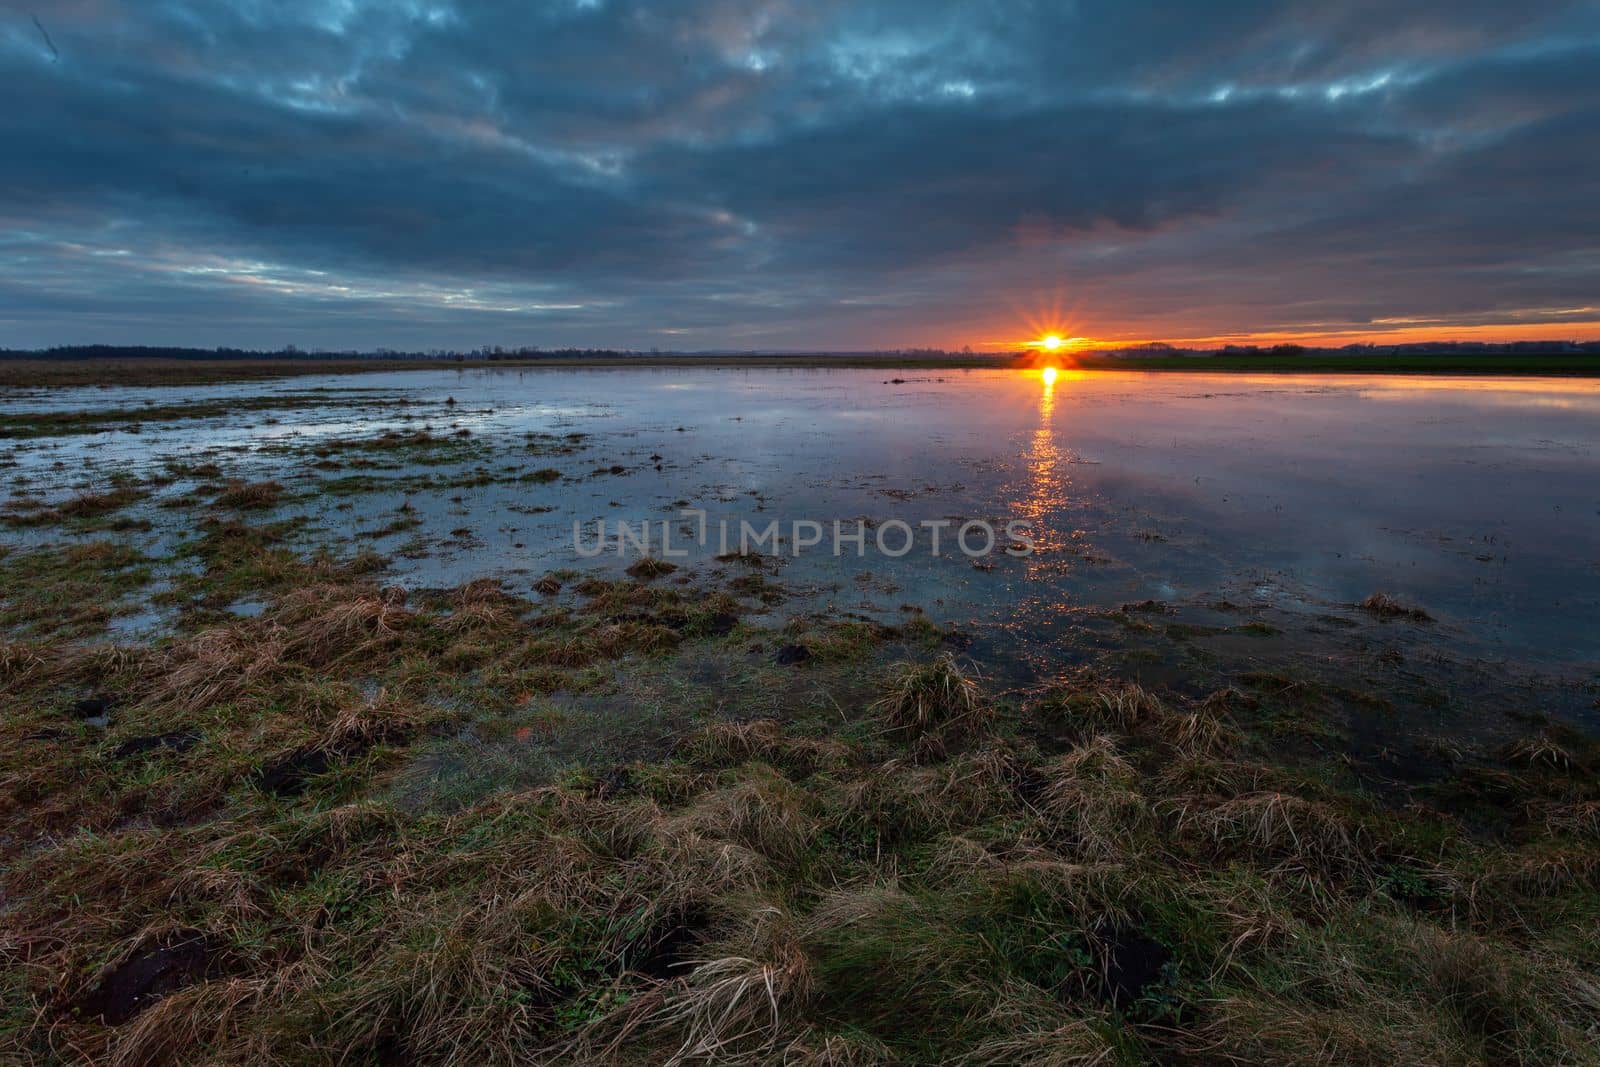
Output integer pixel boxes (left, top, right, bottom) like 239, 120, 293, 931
2, 1, 1598, 352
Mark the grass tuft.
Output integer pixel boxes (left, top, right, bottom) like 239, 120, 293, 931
212, 479, 285, 510
873, 654, 988, 742
626, 557, 680, 580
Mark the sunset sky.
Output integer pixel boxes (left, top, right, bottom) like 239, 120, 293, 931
3, 1, 1598, 351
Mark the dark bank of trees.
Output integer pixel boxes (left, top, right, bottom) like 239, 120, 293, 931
0, 345, 637, 362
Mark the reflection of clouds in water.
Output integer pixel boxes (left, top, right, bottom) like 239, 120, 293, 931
1363, 393, 1600, 413
1355, 376, 1600, 413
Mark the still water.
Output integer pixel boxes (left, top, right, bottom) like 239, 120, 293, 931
5, 367, 1599, 675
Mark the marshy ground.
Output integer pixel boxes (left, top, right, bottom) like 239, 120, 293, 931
1, 367, 1598, 1064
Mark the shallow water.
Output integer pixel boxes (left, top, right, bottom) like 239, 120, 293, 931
5, 367, 1599, 681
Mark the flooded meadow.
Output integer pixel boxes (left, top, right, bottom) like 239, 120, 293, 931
5, 365, 1600, 1064
5, 367, 1597, 720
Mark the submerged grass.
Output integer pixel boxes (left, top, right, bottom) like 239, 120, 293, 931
2, 486, 151, 530
0, 392, 380, 437
1359, 592, 1434, 622
0, 541, 156, 637
0, 516, 1597, 1064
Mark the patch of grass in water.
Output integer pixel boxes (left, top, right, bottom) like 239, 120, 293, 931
0, 541, 155, 637
1359, 592, 1433, 622
1, 486, 149, 529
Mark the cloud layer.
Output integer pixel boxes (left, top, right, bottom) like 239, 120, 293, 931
2, 0, 1597, 349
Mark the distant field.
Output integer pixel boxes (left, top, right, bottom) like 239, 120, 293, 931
0, 356, 1001, 387
4, 351, 1600, 387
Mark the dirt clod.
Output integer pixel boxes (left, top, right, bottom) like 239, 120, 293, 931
774, 643, 812, 666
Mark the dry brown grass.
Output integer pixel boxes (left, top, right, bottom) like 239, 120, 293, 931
1541, 800, 1600, 840
1190, 792, 1370, 879
673, 772, 817, 868
681, 719, 853, 777
956, 1018, 1116, 1066
1092, 682, 1165, 730
773, 1028, 896, 1066
3, 537, 1598, 1065
1038, 738, 1156, 862
273, 583, 412, 661
873, 654, 988, 742
439, 580, 524, 634
1189, 994, 1450, 1065
0, 639, 44, 680
212, 480, 284, 510
1504, 733, 1587, 774
650, 908, 813, 1064
1035, 681, 1168, 742
56, 487, 147, 519
626, 557, 680, 580
149, 625, 290, 712
1486, 843, 1600, 897
1159, 706, 1240, 755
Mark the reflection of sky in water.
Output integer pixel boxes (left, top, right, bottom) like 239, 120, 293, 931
6, 368, 1600, 668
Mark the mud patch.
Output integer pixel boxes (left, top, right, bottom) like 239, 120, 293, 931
701, 611, 739, 636
112, 732, 202, 759
69, 932, 218, 1025
254, 746, 336, 797
70, 696, 114, 720
1092, 925, 1174, 1011
628, 906, 712, 981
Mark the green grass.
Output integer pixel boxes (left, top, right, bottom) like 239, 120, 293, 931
0, 541, 156, 636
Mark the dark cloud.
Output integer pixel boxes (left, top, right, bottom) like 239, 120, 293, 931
0, 0, 1595, 348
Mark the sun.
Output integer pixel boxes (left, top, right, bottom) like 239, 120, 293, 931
1040, 334, 1064, 352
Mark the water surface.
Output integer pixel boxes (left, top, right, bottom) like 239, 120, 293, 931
5, 367, 1598, 686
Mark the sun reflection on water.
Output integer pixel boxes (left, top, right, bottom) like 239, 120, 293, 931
1016, 368, 1065, 569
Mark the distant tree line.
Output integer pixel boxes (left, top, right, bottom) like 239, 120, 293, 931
0, 344, 978, 362
2, 341, 1598, 362
0, 345, 643, 362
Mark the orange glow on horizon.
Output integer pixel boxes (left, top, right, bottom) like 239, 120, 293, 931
1018, 333, 1093, 352
958, 290, 1600, 352
1145, 318, 1600, 349
967, 315, 1600, 353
